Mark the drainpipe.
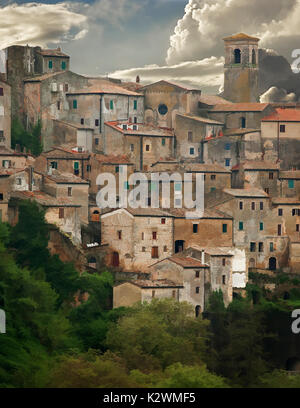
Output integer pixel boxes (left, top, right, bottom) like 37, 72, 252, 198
140, 136, 143, 171
277, 122, 280, 161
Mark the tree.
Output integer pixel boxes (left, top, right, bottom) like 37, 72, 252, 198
11, 118, 43, 156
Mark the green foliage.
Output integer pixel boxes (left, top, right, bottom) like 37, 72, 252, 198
106, 299, 209, 371
258, 370, 300, 388
11, 118, 43, 156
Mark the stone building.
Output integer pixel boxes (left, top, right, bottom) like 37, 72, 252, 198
261, 108, 300, 169
279, 171, 300, 198
66, 80, 144, 151
101, 208, 174, 272
113, 279, 183, 309
0, 80, 11, 149
223, 33, 260, 103
174, 113, 224, 161
24, 71, 89, 150
104, 121, 175, 171
53, 120, 94, 152
232, 160, 280, 196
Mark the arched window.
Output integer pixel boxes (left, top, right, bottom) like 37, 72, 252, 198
252, 49, 256, 65
269, 257, 277, 271
195, 305, 201, 318
234, 49, 241, 64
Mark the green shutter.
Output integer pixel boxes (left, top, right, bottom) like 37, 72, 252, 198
288, 179, 295, 189
260, 222, 264, 231
62, 61, 66, 70
110, 100, 114, 110
162, 138, 166, 146
134, 100, 137, 110
222, 224, 227, 233
48, 60, 53, 69
74, 162, 79, 170
73, 100, 77, 109
239, 222, 243, 231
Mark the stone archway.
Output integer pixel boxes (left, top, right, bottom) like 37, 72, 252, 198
269, 257, 277, 271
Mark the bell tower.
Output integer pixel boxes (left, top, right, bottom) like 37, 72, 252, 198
223, 33, 260, 103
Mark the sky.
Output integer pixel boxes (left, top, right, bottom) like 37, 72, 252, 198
1, 0, 300, 94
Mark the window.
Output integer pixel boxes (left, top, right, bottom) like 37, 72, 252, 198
234, 49, 241, 64
241, 117, 246, 128
142, 247, 146, 252
188, 131, 193, 142
145, 145, 150, 152
225, 143, 231, 150
122, 124, 127, 130
0, 131, 4, 142
278, 209, 283, 216
110, 100, 114, 110
161, 218, 166, 225
259, 242, 264, 253
152, 247, 159, 259
87, 165, 91, 172
0, 193, 3, 201
252, 202, 256, 211
260, 202, 264, 210
130, 144, 134, 152
195, 271, 200, 278
211, 175, 216, 180
196, 287, 200, 294
278, 224, 282, 236
2, 160, 10, 168
152, 232, 157, 240
133, 100, 137, 110
164, 246, 168, 252
222, 224, 228, 233
118, 231, 122, 240
48, 60, 53, 69
193, 224, 198, 233
175, 183, 182, 192
64, 83, 69, 92
124, 181, 129, 190
162, 138, 166, 146
292, 209, 300, 216
260, 222, 264, 231
115, 166, 119, 173
152, 290, 155, 298
0, 88, 3, 96
61, 61, 66, 70
68, 187, 72, 197
95, 138, 99, 146
288, 179, 295, 189
74, 162, 79, 170
158, 104, 168, 115
296, 224, 300, 232
211, 187, 216, 192
133, 125, 138, 130
59, 208, 64, 219
252, 49, 256, 65
239, 222, 244, 231
16, 178, 22, 186
190, 147, 195, 155
95, 119, 99, 127
57, 101, 61, 110
222, 258, 226, 266
73, 100, 77, 109
280, 125, 286, 133
250, 242, 256, 252
134, 117, 137, 124
225, 158, 231, 167
222, 275, 226, 285
269, 172, 274, 180
142, 232, 144, 240
50, 161, 57, 169
270, 242, 274, 252
80, 118, 84, 125
239, 201, 243, 210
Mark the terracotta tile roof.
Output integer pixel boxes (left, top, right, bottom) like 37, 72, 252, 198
209, 103, 269, 112
233, 161, 280, 171
43, 145, 90, 159
223, 128, 260, 136
262, 108, 300, 122
167, 255, 207, 268
126, 208, 173, 217
199, 94, 232, 105
139, 80, 191, 92
272, 197, 300, 205
105, 121, 174, 137
37, 48, 69, 58
42, 169, 89, 184
67, 79, 142, 96
54, 119, 94, 130
130, 279, 183, 289
177, 113, 224, 125
0, 168, 25, 177
169, 208, 232, 219
279, 171, 300, 180
24, 71, 66, 82
188, 245, 234, 256
224, 188, 269, 198
94, 154, 133, 165
184, 163, 231, 173
223, 33, 260, 42
11, 190, 80, 207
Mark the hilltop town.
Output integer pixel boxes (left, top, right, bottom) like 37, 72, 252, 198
1, 33, 300, 316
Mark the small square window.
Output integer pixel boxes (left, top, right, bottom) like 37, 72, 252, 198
211, 175, 216, 180
161, 218, 166, 225
278, 209, 283, 216
145, 145, 150, 152
280, 125, 286, 133
250, 242, 256, 252
225, 158, 231, 167
288, 179, 295, 189
142, 247, 146, 252
190, 147, 195, 155
196, 287, 200, 294
225, 143, 231, 151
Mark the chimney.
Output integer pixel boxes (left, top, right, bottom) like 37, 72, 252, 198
201, 250, 205, 265
136, 75, 140, 84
